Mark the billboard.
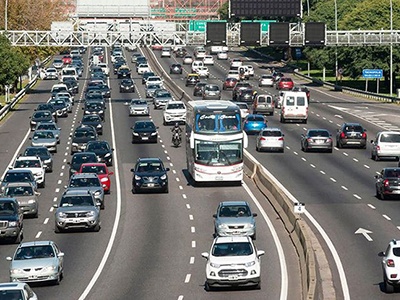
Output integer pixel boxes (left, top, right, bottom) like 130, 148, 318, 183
76, 0, 150, 18
230, 0, 301, 18
240, 23, 261, 46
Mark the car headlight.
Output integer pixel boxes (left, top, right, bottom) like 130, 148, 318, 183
58, 212, 67, 218
99, 110, 104, 114
97, 124, 102, 128
8, 221, 18, 227
210, 262, 220, 268
244, 223, 254, 229
132, 132, 139, 136
44, 159, 51, 164
28, 199, 36, 204
100, 177, 108, 182
43, 265, 57, 272
245, 261, 256, 267
11, 268, 23, 275
135, 175, 141, 180
31, 121, 37, 124
151, 132, 157, 136
218, 224, 229, 229
86, 211, 95, 217
94, 190, 102, 196
104, 153, 111, 158
72, 143, 78, 147
85, 111, 90, 114
160, 174, 167, 180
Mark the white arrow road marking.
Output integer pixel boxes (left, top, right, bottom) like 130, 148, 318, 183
355, 228, 373, 241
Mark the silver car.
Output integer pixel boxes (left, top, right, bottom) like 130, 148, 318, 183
54, 189, 101, 232
129, 99, 150, 116
7, 240, 64, 285
256, 128, 285, 152
3, 182, 39, 218
30, 130, 58, 153
202, 84, 221, 100
213, 201, 257, 239
301, 129, 333, 153
66, 173, 105, 209
145, 83, 162, 98
0, 282, 38, 300
35, 122, 61, 144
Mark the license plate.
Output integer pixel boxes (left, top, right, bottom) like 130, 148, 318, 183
148, 183, 154, 187
215, 176, 223, 181
228, 275, 238, 281
142, 137, 149, 140
28, 275, 37, 279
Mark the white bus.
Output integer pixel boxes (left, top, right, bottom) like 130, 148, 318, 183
186, 100, 248, 183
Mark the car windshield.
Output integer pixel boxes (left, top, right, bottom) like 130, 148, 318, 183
135, 122, 155, 130
72, 154, 96, 164
0, 290, 24, 299
344, 125, 363, 132
3, 172, 32, 183
247, 116, 264, 122
132, 100, 147, 106
14, 246, 56, 260
33, 131, 54, 139
212, 242, 253, 257
34, 112, 51, 118
14, 160, 41, 168
136, 162, 163, 172
156, 92, 171, 98
24, 147, 48, 156
5, 186, 34, 197
60, 195, 95, 207
219, 205, 251, 217
83, 115, 101, 122
384, 169, 400, 178
37, 124, 57, 130
206, 86, 219, 91
196, 112, 241, 133
308, 130, 329, 137
380, 133, 400, 143
0, 202, 17, 214
81, 165, 107, 174
167, 103, 185, 110
195, 140, 243, 166
87, 142, 109, 151
262, 130, 282, 137
69, 177, 100, 187
74, 130, 95, 138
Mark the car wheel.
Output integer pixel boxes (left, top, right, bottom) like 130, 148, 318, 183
55, 226, 63, 233
270, 112, 274, 116
381, 192, 386, 200
336, 140, 340, 148
328, 148, 333, 153
14, 231, 22, 244
100, 202, 105, 210
256, 145, 259, 152
33, 211, 39, 218
205, 282, 213, 291
252, 232, 256, 240
53, 274, 61, 285
40, 181, 45, 188
93, 223, 101, 232
374, 154, 380, 161
362, 144, 367, 149
385, 278, 395, 293
376, 188, 381, 199
303, 119, 308, 124
164, 186, 169, 193
54, 147, 57, 154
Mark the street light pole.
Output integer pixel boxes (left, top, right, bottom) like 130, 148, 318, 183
390, 0, 393, 96
334, 0, 338, 86
5, 0, 8, 31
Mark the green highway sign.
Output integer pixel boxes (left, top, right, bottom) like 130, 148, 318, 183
189, 20, 226, 32
241, 20, 277, 32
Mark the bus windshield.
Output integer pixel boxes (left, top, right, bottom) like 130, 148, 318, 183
195, 140, 243, 166
195, 112, 241, 133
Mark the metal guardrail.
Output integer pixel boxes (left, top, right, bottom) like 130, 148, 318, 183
0, 56, 52, 121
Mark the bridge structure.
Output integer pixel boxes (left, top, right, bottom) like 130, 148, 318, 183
2, 22, 400, 48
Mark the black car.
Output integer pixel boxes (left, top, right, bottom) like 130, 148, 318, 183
136, 56, 147, 66
336, 123, 367, 149
130, 158, 169, 193
62, 77, 79, 94
68, 152, 98, 177
36, 103, 58, 122
120, 79, 135, 93
0, 198, 23, 243
30, 110, 54, 130
170, 64, 183, 74
236, 88, 254, 102
70, 126, 98, 154
48, 98, 68, 118
83, 101, 105, 120
81, 114, 103, 135
375, 168, 400, 200
85, 140, 114, 166
117, 66, 131, 79
142, 71, 155, 84
175, 48, 187, 58
1, 169, 37, 192
97, 84, 111, 98
193, 82, 208, 96
131, 120, 158, 143
113, 61, 125, 74
23, 146, 53, 173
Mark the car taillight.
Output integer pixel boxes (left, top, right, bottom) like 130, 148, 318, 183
362, 132, 367, 139
340, 132, 346, 138
384, 179, 390, 187
327, 138, 332, 142
278, 137, 284, 141
307, 138, 313, 142
387, 259, 395, 267
260, 137, 266, 141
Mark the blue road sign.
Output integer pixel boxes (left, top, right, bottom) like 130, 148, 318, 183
362, 69, 383, 79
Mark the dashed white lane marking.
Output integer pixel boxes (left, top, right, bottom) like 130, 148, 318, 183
186, 204, 190, 209
364, 165, 370, 169
293, 151, 299, 155
164, 150, 168, 154
57, 180, 62, 184
341, 186, 348, 190
179, 186, 183, 190
383, 215, 392, 221
161, 145, 165, 148
191, 226, 195, 233
55, 188, 60, 193
191, 241, 196, 248
160, 139, 163, 143
353, 158, 359, 162
353, 194, 362, 200
397, 226, 400, 231
368, 204, 376, 209
189, 214, 193, 220
53, 197, 57, 202
189, 257, 195, 264
177, 296, 184, 300
330, 178, 337, 182
320, 171, 326, 175
176, 178, 180, 182
182, 194, 187, 199
44, 218, 49, 224
167, 156, 171, 160
60, 172, 64, 177
343, 153, 349, 156
310, 164, 316, 168
172, 170, 176, 174
49, 207, 54, 212
35, 231, 42, 239
61, 165, 65, 170
64, 152, 68, 156
184, 274, 191, 283
301, 157, 306, 161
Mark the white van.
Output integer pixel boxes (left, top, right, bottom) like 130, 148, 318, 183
371, 131, 400, 161
280, 91, 308, 123
191, 60, 204, 72
60, 67, 78, 81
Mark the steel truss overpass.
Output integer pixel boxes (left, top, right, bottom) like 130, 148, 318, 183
2, 23, 400, 47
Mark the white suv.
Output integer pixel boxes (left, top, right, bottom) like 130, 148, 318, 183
381, 239, 400, 293
11, 156, 45, 188
201, 236, 265, 290
163, 101, 186, 125
371, 131, 400, 161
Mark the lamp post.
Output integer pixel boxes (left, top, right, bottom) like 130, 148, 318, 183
334, 0, 338, 86
390, 0, 393, 96
5, 0, 7, 31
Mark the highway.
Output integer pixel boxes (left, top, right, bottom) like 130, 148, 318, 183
0, 47, 302, 300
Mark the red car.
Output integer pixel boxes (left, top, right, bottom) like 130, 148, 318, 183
62, 55, 72, 65
77, 163, 113, 193
276, 77, 294, 90
222, 77, 238, 90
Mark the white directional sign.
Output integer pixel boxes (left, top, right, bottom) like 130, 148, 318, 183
355, 228, 373, 241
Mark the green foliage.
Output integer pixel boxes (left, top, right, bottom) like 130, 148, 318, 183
217, 2, 229, 20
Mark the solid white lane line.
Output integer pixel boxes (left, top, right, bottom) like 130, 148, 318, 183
242, 181, 288, 300
184, 274, 191, 283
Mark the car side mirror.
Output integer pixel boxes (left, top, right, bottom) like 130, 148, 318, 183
53, 204, 58, 208
253, 213, 257, 217
257, 250, 265, 257
213, 214, 217, 218
109, 172, 114, 176
378, 251, 385, 257
130, 168, 135, 172
201, 252, 209, 259
58, 252, 65, 258
165, 168, 170, 172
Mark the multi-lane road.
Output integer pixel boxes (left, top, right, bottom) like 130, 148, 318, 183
1, 45, 400, 299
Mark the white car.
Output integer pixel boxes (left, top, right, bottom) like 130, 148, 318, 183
55, 91, 74, 105
161, 48, 171, 57
183, 55, 194, 65
227, 70, 240, 81
195, 49, 207, 59
381, 239, 400, 293
217, 51, 228, 60
44, 67, 58, 80
145, 76, 163, 88
371, 131, 400, 161
203, 55, 214, 65
256, 128, 285, 152
196, 66, 209, 78
0, 282, 38, 300
230, 58, 242, 68
163, 100, 187, 125
244, 65, 254, 76
259, 74, 274, 87
233, 102, 250, 119
11, 156, 46, 188
97, 63, 110, 76
137, 64, 151, 75
201, 236, 265, 290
